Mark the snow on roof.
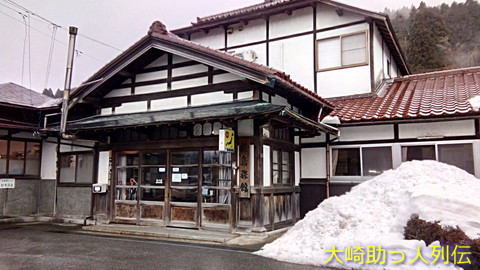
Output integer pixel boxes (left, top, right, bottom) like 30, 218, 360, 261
255, 160, 480, 269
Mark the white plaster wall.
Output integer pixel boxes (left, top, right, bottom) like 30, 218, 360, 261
115, 101, 148, 114
269, 7, 313, 39
473, 141, 480, 178
269, 35, 314, 90
317, 65, 371, 97
172, 64, 208, 77
145, 54, 168, 68
97, 151, 110, 184
263, 145, 271, 186
301, 147, 327, 178
399, 120, 475, 139
136, 70, 167, 82
191, 91, 233, 106
316, 3, 365, 29
190, 27, 225, 49
373, 23, 384, 85
230, 43, 267, 65
135, 83, 168, 95
392, 59, 399, 77
301, 135, 326, 143
227, 19, 266, 47
238, 119, 254, 136
150, 96, 188, 111
338, 125, 394, 141
172, 55, 190, 64
171, 77, 208, 90
295, 151, 301, 186
213, 73, 241, 84
271, 94, 290, 107
101, 108, 112, 115
104, 87, 131, 98
41, 141, 57, 179
238, 91, 253, 100
262, 92, 269, 102
392, 143, 402, 169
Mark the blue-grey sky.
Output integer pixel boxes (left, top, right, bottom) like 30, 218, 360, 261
0, 0, 459, 92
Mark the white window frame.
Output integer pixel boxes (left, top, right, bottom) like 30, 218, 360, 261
316, 31, 368, 72
330, 143, 393, 183
331, 140, 479, 183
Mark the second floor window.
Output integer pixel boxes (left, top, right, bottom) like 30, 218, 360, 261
317, 31, 368, 71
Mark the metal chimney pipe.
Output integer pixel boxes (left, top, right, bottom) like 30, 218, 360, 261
60, 26, 78, 137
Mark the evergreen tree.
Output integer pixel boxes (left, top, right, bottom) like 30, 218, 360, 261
406, 3, 450, 73
42, 88, 54, 98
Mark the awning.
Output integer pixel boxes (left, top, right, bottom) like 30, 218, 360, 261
62, 100, 338, 135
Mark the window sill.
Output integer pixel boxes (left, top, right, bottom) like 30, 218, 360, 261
316, 62, 369, 73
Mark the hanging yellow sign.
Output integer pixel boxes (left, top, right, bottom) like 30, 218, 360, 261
219, 129, 235, 152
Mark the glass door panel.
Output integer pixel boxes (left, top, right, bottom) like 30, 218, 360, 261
169, 151, 199, 227
139, 151, 167, 222
114, 152, 139, 221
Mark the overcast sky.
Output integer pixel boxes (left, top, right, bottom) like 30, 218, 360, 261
0, 0, 460, 92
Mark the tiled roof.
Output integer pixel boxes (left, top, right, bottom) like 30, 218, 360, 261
63, 100, 337, 135
0, 83, 60, 109
330, 67, 480, 123
196, 0, 292, 24
74, 21, 333, 109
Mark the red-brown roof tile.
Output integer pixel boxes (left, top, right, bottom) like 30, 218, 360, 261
330, 67, 480, 123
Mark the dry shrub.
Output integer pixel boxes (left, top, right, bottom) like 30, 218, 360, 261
404, 216, 479, 269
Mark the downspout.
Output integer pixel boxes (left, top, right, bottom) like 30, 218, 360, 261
325, 134, 330, 199
60, 26, 78, 140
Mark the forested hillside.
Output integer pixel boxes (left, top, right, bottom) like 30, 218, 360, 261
386, 0, 480, 73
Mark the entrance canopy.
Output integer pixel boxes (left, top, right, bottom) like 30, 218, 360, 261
64, 100, 338, 135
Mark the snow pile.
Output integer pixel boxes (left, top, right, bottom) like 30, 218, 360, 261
255, 160, 480, 269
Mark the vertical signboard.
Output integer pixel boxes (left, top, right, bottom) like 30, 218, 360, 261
238, 138, 250, 198
219, 129, 235, 152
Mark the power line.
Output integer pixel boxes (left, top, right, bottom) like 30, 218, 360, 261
3, 0, 122, 52
44, 25, 57, 89
0, 7, 107, 63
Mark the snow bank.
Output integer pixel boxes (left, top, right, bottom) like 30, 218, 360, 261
255, 160, 480, 269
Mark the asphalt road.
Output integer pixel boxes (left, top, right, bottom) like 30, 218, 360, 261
0, 223, 329, 270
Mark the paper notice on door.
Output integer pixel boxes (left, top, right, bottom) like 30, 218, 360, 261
172, 173, 182, 182
181, 173, 188, 179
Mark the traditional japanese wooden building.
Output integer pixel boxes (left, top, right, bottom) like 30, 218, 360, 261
58, 21, 338, 232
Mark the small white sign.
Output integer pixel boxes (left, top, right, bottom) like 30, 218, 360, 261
158, 168, 166, 173
0, 178, 15, 189
172, 173, 182, 182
